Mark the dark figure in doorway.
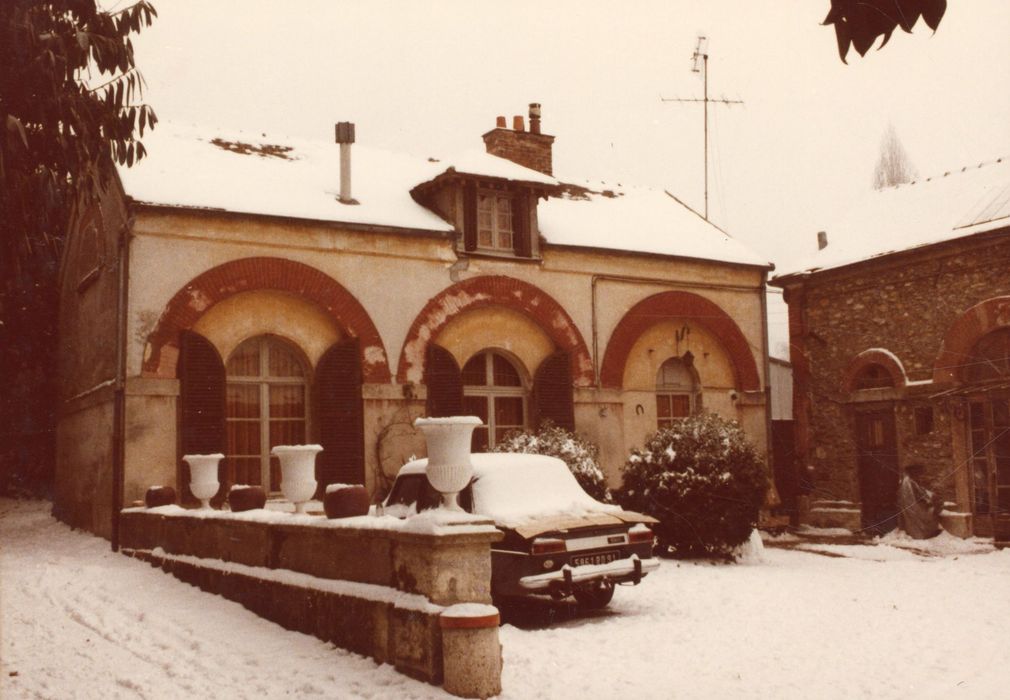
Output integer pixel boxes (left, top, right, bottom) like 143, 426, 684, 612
897, 463, 943, 539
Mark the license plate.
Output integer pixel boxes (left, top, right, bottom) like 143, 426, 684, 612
570, 550, 620, 567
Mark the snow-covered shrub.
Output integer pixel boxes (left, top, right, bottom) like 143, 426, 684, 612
618, 413, 766, 558
494, 421, 611, 502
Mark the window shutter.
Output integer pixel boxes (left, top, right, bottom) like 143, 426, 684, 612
463, 181, 478, 252
178, 330, 226, 504
533, 350, 575, 432
513, 190, 532, 257
315, 339, 364, 490
425, 343, 463, 417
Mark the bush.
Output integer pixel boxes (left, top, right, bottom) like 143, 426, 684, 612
494, 422, 611, 502
618, 413, 766, 558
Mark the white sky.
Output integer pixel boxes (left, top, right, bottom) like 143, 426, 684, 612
127, 0, 1010, 355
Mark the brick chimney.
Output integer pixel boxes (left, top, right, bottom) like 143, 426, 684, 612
482, 103, 555, 176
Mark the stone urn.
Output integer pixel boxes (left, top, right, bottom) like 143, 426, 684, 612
228, 485, 266, 513
413, 416, 481, 511
324, 484, 370, 519
271, 444, 323, 513
184, 453, 224, 509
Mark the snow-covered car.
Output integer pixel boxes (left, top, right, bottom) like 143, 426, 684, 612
382, 453, 659, 608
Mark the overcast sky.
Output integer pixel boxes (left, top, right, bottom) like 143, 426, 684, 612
127, 0, 1010, 355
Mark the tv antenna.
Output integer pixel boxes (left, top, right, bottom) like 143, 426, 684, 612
662, 36, 744, 221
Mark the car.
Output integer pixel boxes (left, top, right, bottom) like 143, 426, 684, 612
382, 452, 659, 609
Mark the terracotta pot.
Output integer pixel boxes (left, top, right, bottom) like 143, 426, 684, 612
324, 485, 370, 519
413, 416, 481, 511
228, 486, 266, 512
145, 486, 176, 508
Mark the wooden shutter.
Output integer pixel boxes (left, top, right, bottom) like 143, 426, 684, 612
533, 350, 575, 431
463, 181, 478, 252
425, 343, 463, 417
315, 339, 364, 489
178, 330, 226, 503
513, 190, 532, 257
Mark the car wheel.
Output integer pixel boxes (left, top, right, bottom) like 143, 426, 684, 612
573, 580, 615, 609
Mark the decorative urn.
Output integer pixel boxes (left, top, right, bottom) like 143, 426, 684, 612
183, 453, 224, 509
413, 416, 481, 510
271, 444, 323, 513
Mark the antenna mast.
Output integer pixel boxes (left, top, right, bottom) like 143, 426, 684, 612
662, 36, 743, 221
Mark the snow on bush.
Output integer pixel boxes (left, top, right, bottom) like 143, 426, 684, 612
493, 421, 611, 502
618, 413, 766, 558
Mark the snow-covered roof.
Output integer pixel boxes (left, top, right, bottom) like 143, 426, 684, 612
777, 158, 1010, 279
119, 123, 768, 267
539, 182, 768, 267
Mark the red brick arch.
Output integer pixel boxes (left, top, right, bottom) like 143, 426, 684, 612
600, 290, 760, 391
397, 275, 594, 386
141, 257, 391, 382
933, 295, 1010, 384
843, 349, 907, 393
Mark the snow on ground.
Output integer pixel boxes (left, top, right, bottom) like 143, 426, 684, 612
4, 499, 1010, 699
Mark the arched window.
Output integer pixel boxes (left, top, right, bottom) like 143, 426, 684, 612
965, 328, 1010, 384
461, 350, 527, 450
656, 356, 699, 429
225, 336, 309, 491
853, 363, 894, 390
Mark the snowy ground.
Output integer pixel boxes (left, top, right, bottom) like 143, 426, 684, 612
3, 499, 1008, 700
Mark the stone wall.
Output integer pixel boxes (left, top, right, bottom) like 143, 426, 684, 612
780, 234, 1010, 523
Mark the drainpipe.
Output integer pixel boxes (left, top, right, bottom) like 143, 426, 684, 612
111, 214, 133, 552
759, 271, 776, 507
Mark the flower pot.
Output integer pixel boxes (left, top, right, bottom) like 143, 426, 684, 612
413, 416, 481, 511
145, 485, 176, 508
271, 444, 323, 513
184, 453, 224, 509
324, 484, 370, 519
228, 485, 266, 513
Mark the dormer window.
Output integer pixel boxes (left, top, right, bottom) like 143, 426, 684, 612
477, 192, 514, 252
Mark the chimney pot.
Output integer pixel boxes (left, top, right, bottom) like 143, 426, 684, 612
817, 231, 828, 250
496, 115, 507, 128
335, 121, 355, 144
529, 103, 542, 134
512, 115, 525, 132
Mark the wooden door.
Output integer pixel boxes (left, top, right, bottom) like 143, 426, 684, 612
855, 408, 899, 535
968, 395, 1010, 534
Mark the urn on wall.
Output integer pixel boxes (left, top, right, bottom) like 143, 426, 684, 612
183, 453, 224, 509
271, 444, 323, 513
413, 416, 481, 511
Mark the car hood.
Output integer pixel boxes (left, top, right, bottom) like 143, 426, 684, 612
510, 509, 659, 539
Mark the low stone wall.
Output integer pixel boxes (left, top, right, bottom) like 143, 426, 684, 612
120, 507, 503, 695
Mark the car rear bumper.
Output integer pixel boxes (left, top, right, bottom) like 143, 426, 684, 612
518, 555, 659, 591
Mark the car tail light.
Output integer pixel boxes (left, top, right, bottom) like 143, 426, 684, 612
628, 527, 654, 544
531, 537, 566, 555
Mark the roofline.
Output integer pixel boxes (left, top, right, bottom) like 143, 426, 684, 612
542, 240, 773, 272
770, 223, 1010, 288
127, 200, 456, 239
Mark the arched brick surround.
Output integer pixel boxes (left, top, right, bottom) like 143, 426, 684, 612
600, 290, 760, 391
142, 257, 391, 383
933, 295, 1010, 384
397, 275, 594, 386
843, 349, 907, 393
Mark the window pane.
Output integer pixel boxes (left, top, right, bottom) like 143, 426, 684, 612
228, 457, 262, 487
670, 395, 691, 417
227, 420, 261, 457
462, 395, 489, 423
497, 231, 513, 250
462, 355, 487, 386
492, 354, 522, 386
657, 395, 671, 419
269, 419, 306, 450
478, 194, 493, 213
495, 396, 524, 427
478, 211, 493, 228
227, 340, 260, 376
269, 384, 305, 418
268, 342, 305, 378
478, 230, 493, 247
658, 358, 693, 389
227, 384, 260, 418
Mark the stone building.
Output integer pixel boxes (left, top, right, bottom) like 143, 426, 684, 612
56, 105, 773, 540
772, 159, 1010, 537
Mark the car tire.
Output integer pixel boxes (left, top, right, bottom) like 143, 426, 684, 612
573, 580, 615, 609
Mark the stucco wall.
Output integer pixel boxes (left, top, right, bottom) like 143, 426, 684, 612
88, 205, 770, 522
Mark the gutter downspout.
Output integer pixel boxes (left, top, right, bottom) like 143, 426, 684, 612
759, 271, 777, 509
111, 215, 132, 552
